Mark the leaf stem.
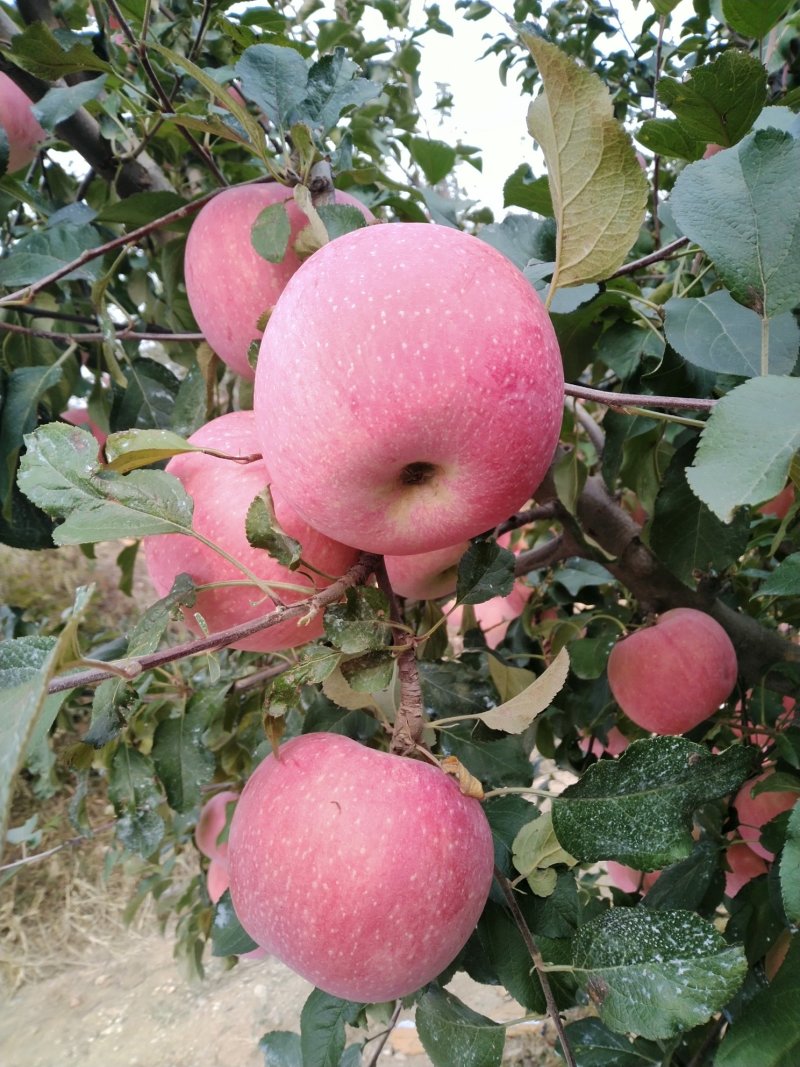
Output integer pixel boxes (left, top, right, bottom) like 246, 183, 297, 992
620, 406, 706, 430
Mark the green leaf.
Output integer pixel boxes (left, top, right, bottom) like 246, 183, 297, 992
235, 43, 309, 131
664, 291, 800, 378
686, 377, 800, 522
339, 650, 395, 692
456, 541, 516, 605
650, 439, 750, 584
151, 704, 216, 814
299, 989, 363, 1067
714, 937, 800, 1067
268, 646, 342, 717
641, 840, 722, 912
671, 129, 800, 317
246, 487, 302, 569
502, 164, 553, 216
636, 118, 705, 161
574, 909, 747, 1040
211, 889, 259, 956
758, 554, 800, 597
323, 587, 391, 654
521, 34, 648, 287
437, 727, 533, 789
315, 204, 368, 241
561, 1018, 663, 1066
108, 745, 165, 856
298, 48, 381, 134
0, 364, 64, 516
478, 647, 570, 734
9, 23, 111, 78
477, 213, 555, 271
32, 77, 107, 129
416, 987, 505, 1067
321, 665, 383, 714
409, 136, 457, 184
258, 1031, 302, 1067
18, 422, 196, 544
251, 202, 292, 264
95, 192, 187, 227
657, 51, 767, 148
551, 738, 755, 868
780, 804, 800, 924
512, 810, 577, 895
104, 428, 204, 473
722, 0, 794, 39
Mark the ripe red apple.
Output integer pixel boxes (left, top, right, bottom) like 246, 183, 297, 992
184, 184, 373, 379
723, 839, 768, 897
60, 404, 108, 449
228, 732, 494, 1002
0, 72, 45, 173
734, 772, 798, 860
142, 411, 359, 652
607, 608, 738, 735
579, 725, 629, 758
605, 861, 660, 894
253, 222, 564, 555
206, 856, 231, 904
385, 541, 468, 600
195, 790, 240, 863
758, 484, 795, 520
446, 581, 533, 650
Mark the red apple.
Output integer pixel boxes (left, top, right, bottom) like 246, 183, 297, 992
228, 732, 494, 1002
607, 608, 738, 735
445, 580, 533, 650
758, 484, 795, 521
734, 772, 798, 860
195, 789, 240, 863
0, 72, 45, 174
60, 404, 108, 449
184, 184, 373, 379
703, 143, 724, 158
206, 856, 231, 904
579, 726, 629, 758
724, 840, 768, 897
142, 411, 359, 652
605, 860, 660, 894
385, 541, 468, 600
253, 223, 564, 555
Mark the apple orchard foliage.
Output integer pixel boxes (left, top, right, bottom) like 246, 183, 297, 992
1, 1, 800, 1065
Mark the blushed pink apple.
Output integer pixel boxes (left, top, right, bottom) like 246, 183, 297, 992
228, 732, 494, 1002
724, 840, 768, 897
61, 404, 108, 449
142, 411, 359, 653
184, 184, 373, 379
758, 484, 795, 520
607, 608, 738, 734
445, 581, 533, 650
253, 223, 564, 555
385, 541, 468, 600
605, 861, 660, 894
206, 856, 231, 904
195, 789, 240, 863
0, 73, 45, 173
579, 726, 630, 758
734, 772, 798, 860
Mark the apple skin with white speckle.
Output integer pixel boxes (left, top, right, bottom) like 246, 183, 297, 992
227, 732, 495, 1003
253, 223, 564, 555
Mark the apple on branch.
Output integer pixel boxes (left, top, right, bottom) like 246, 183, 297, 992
184, 184, 373, 379
734, 772, 798, 860
607, 608, 738, 735
228, 732, 494, 1002
253, 222, 564, 555
0, 72, 45, 174
142, 411, 359, 652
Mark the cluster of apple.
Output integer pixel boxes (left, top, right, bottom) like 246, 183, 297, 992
0, 73, 45, 174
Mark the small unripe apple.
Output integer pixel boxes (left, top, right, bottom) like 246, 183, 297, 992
723, 840, 768, 897
60, 404, 108, 449
143, 411, 359, 652
228, 732, 494, 1002
254, 222, 564, 555
607, 608, 738, 735
758, 484, 795, 521
0, 72, 45, 173
195, 790, 240, 864
184, 184, 373, 379
734, 772, 798, 860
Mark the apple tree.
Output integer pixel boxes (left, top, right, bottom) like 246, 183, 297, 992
1, 1, 799, 1064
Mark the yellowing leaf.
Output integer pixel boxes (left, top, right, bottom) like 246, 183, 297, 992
479, 646, 569, 734
441, 755, 485, 799
513, 811, 577, 896
487, 656, 536, 702
522, 34, 648, 290
321, 666, 381, 713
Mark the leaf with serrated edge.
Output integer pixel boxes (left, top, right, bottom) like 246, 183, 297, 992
416, 987, 505, 1067
780, 804, 800, 924
299, 988, 363, 1067
18, 423, 195, 544
686, 377, 800, 522
513, 811, 577, 896
321, 666, 381, 713
572, 909, 747, 1040
104, 429, 203, 472
480, 648, 569, 734
551, 737, 755, 867
522, 34, 648, 288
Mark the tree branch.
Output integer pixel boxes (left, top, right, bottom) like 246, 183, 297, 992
47, 554, 380, 694
610, 236, 690, 278
376, 559, 426, 755
0, 320, 205, 344
564, 383, 716, 412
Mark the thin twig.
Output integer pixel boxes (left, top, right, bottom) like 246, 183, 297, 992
494, 504, 557, 537
0, 320, 205, 344
232, 662, 292, 693
565, 397, 605, 453
495, 868, 577, 1067
564, 382, 715, 411
0, 820, 116, 873
47, 554, 380, 694
363, 1002, 403, 1067
610, 236, 690, 278
651, 15, 667, 247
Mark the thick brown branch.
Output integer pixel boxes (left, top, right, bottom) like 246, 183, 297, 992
376, 560, 425, 755
48, 554, 380, 694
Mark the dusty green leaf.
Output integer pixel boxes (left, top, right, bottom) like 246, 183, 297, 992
551, 737, 755, 868
0, 364, 64, 517
671, 129, 800, 317
416, 987, 505, 1067
321, 666, 382, 714
521, 34, 648, 287
323, 587, 391, 654
479, 648, 569, 734
259, 1031, 302, 1067
108, 744, 164, 857
664, 291, 800, 378
456, 541, 516, 605
152, 703, 216, 814
32, 77, 107, 129
513, 811, 577, 896
298, 48, 381, 134
246, 488, 302, 569
686, 377, 800, 522
235, 43, 309, 131
315, 204, 368, 241
780, 803, 800, 924
573, 909, 747, 1040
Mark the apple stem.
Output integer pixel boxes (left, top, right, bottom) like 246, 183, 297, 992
362, 1002, 402, 1067
495, 868, 578, 1067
